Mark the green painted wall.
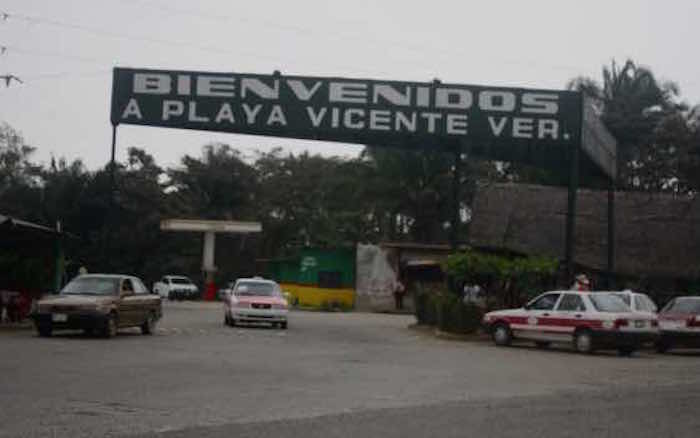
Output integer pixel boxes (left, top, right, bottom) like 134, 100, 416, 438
265, 247, 355, 288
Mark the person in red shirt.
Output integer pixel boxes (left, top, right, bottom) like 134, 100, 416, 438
572, 274, 591, 291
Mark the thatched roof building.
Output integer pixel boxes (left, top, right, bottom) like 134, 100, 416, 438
468, 183, 700, 279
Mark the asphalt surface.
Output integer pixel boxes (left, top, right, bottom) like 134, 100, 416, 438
1, 302, 699, 438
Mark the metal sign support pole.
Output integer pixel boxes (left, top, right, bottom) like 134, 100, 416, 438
110, 124, 117, 197
607, 178, 616, 288
450, 146, 462, 250
565, 102, 582, 283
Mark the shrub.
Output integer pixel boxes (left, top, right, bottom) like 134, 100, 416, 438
445, 250, 559, 308
414, 286, 439, 325
415, 287, 483, 334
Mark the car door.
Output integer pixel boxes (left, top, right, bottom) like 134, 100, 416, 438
132, 278, 153, 324
519, 293, 562, 341
551, 293, 588, 343
118, 278, 140, 327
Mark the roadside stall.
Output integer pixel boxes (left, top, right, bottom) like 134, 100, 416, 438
0, 213, 67, 323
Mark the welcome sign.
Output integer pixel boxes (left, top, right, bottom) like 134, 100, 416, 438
111, 67, 583, 157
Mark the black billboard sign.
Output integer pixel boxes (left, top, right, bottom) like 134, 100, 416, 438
111, 67, 584, 164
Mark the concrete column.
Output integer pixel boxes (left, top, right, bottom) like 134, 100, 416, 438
202, 231, 217, 300
202, 231, 216, 272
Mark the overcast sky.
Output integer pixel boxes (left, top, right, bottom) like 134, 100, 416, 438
1, 0, 698, 170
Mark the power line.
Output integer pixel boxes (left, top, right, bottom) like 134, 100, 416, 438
116, 0, 584, 74
0, 10, 366, 73
0, 8, 584, 78
0, 44, 105, 64
0, 74, 23, 87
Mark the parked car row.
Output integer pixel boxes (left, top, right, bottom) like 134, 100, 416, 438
482, 291, 700, 355
153, 275, 200, 300
31, 274, 289, 337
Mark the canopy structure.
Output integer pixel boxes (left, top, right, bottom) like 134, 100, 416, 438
160, 219, 262, 300
0, 214, 70, 294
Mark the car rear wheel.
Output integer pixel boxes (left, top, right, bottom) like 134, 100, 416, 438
492, 323, 512, 346
141, 311, 157, 335
37, 324, 52, 337
618, 346, 636, 356
574, 329, 594, 354
655, 340, 671, 353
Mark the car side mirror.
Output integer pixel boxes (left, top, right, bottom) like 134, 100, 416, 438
523, 304, 531, 310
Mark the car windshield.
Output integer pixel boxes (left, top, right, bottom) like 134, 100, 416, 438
663, 298, 700, 314
171, 278, 192, 285
589, 294, 630, 312
234, 281, 277, 296
61, 277, 120, 296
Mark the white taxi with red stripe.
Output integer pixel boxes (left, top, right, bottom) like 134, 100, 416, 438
656, 296, 700, 353
482, 291, 658, 355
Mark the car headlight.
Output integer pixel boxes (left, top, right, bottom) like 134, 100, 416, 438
95, 304, 112, 313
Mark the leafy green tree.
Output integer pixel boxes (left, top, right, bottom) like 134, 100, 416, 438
167, 143, 258, 220
254, 148, 375, 254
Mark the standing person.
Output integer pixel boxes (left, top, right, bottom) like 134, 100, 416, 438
393, 277, 406, 310
6, 294, 18, 323
571, 274, 591, 291
0, 292, 5, 324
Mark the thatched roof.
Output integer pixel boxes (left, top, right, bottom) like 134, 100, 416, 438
468, 183, 700, 278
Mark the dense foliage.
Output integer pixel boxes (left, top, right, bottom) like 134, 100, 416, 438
445, 250, 559, 307
413, 286, 484, 334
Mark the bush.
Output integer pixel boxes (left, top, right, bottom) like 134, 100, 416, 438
414, 286, 438, 325
445, 250, 559, 308
415, 287, 483, 334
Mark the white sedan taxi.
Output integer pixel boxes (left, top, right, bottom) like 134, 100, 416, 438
222, 278, 288, 329
482, 291, 658, 355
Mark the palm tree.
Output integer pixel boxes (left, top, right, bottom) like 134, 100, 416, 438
568, 59, 683, 189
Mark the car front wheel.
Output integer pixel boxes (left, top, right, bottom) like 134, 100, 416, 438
103, 314, 118, 338
492, 323, 512, 346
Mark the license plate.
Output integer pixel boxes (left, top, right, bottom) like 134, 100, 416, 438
52, 313, 67, 322
634, 321, 646, 328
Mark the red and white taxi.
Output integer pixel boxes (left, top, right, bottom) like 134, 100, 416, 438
222, 278, 288, 329
482, 291, 658, 355
656, 296, 700, 353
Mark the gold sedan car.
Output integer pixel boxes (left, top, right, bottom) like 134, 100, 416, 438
33, 274, 162, 338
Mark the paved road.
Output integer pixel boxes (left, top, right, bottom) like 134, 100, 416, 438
1, 302, 699, 438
